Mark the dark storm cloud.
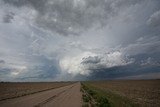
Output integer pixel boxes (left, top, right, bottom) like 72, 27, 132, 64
3, 12, 15, 23
86, 63, 160, 80
0, 68, 12, 75
147, 10, 160, 27
18, 62, 60, 81
82, 56, 101, 64
84, 50, 160, 80
1, 0, 160, 81
0, 59, 5, 64
123, 38, 160, 56
3, 0, 30, 7
3, 0, 143, 36
78, 51, 134, 74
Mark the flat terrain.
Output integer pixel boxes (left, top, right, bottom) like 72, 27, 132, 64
0, 80, 159, 107
83, 79, 160, 107
0, 82, 73, 101
0, 82, 82, 107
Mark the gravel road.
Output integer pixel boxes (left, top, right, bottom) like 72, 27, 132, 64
0, 82, 82, 107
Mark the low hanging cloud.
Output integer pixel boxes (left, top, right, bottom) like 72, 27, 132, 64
0, 0, 160, 81
60, 51, 134, 76
122, 36, 160, 56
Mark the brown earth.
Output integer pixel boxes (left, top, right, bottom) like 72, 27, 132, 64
86, 79, 160, 107
0, 82, 73, 101
0, 82, 82, 107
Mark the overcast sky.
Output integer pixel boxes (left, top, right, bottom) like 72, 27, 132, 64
0, 0, 160, 81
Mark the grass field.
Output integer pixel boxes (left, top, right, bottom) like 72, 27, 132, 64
0, 82, 74, 101
81, 79, 160, 107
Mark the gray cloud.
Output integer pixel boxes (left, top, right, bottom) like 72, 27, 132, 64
0, 0, 160, 81
3, 0, 143, 36
122, 36, 160, 56
0, 60, 5, 64
59, 51, 134, 76
3, 12, 15, 23
147, 10, 160, 27
81, 51, 134, 71
141, 57, 160, 66
82, 56, 101, 64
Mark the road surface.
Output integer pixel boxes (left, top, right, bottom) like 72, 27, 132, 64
0, 82, 82, 107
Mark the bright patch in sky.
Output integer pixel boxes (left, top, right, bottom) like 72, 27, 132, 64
0, 0, 160, 81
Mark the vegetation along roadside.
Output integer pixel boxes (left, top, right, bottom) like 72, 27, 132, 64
81, 82, 138, 107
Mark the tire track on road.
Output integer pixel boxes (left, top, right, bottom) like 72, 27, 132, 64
0, 82, 82, 107
34, 85, 75, 107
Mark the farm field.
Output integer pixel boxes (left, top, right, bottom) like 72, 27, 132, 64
82, 79, 160, 107
0, 82, 74, 101
0, 80, 159, 107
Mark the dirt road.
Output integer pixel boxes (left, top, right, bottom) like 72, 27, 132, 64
0, 82, 82, 107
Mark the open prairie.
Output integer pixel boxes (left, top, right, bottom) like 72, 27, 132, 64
82, 79, 160, 107
0, 82, 74, 101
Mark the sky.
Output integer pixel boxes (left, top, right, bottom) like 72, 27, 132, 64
0, 0, 160, 81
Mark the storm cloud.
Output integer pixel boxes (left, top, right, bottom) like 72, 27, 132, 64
2, 0, 143, 36
0, 0, 160, 81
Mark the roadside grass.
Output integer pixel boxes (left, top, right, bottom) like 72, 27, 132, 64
81, 82, 138, 107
